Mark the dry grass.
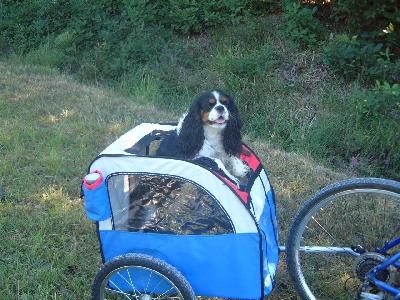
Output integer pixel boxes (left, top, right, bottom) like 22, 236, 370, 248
246, 139, 346, 299
0, 61, 177, 299
0, 61, 351, 299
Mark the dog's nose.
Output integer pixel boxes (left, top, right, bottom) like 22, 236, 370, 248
215, 105, 225, 113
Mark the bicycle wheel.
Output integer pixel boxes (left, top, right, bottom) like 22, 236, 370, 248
91, 253, 196, 300
286, 177, 400, 300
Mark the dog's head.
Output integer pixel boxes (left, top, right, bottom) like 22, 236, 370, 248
196, 90, 232, 130
176, 90, 243, 158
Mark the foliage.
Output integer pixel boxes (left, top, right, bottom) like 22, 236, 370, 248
321, 34, 399, 83
0, 0, 273, 81
1, 0, 400, 179
328, 0, 399, 37
281, 0, 400, 83
281, 0, 325, 48
0, 0, 266, 49
314, 0, 400, 53
355, 81, 400, 178
358, 81, 400, 119
123, 0, 264, 35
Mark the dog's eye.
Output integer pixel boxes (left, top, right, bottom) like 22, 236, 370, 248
208, 98, 216, 107
220, 97, 228, 103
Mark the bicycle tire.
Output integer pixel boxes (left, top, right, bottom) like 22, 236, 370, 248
91, 253, 196, 300
286, 177, 400, 300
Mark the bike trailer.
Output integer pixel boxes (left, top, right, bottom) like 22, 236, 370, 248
83, 123, 279, 299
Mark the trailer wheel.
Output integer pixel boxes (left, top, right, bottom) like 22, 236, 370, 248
91, 253, 195, 300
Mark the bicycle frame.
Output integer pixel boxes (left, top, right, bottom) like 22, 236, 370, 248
361, 236, 400, 298
281, 236, 400, 299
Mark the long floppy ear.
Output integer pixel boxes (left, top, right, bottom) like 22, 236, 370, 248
176, 102, 205, 159
223, 98, 243, 157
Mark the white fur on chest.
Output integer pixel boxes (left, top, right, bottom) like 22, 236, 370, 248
196, 126, 227, 162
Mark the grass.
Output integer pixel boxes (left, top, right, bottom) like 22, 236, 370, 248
6, 14, 397, 182
290, 189, 400, 299
0, 60, 350, 299
0, 62, 176, 299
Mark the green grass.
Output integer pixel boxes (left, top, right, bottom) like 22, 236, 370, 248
0, 60, 349, 299
5, 14, 398, 182
0, 62, 176, 299
96, 16, 399, 181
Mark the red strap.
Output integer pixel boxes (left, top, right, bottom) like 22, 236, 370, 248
239, 145, 260, 171
215, 173, 249, 204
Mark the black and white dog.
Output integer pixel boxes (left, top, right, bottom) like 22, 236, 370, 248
156, 90, 249, 186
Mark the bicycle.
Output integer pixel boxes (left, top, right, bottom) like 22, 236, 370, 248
286, 177, 400, 300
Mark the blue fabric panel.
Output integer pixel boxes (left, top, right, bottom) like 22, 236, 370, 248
82, 182, 111, 221
99, 230, 264, 299
258, 190, 279, 295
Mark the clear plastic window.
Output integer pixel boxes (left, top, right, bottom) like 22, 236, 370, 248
107, 174, 234, 235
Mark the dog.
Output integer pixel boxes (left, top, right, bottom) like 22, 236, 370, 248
156, 90, 250, 187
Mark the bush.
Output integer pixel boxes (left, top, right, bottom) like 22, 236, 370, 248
281, 0, 325, 48
282, 0, 400, 83
0, 0, 273, 79
329, 0, 399, 34
356, 80, 400, 173
321, 35, 399, 83
0, 0, 86, 53
358, 81, 400, 119
123, 0, 269, 35
314, 0, 400, 54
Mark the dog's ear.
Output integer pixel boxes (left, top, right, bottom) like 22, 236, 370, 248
223, 97, 243, 156
176, 102, 205, 159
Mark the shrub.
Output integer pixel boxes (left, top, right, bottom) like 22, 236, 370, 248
286, 0, 400, 84
0, 0, 86, 53
0, 0, 273, 79
281, 0, 325, 48
357, 80, 400, 120
329, 0, 399, 34
122, 0, 268, 35
354, 81, 400, 178
321, 35, 396, 83
315, 0, 399, 53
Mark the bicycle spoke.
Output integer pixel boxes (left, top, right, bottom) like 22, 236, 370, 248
286, 178, 400, 300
